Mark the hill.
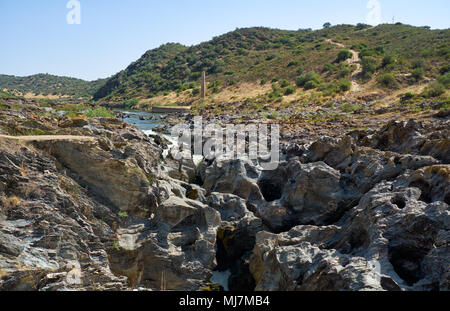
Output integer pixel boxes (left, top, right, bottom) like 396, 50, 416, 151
0, 73, 106, 99
93, 23, 449, 108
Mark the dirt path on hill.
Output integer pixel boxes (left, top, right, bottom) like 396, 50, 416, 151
326, 39, 362, 94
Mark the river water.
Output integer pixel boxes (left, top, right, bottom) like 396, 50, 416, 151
118, 110, 163, 131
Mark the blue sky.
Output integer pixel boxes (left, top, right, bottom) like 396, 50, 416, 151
0, 0, 448, 81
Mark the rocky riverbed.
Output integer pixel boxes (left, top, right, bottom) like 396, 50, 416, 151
0, 98, 448, 291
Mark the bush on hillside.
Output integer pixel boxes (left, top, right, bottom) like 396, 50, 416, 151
284, 86, 296, 95
280, 80, 290, 88
359, 48, 376, 58
440, 64, 450, 75
382, 54, 396, 68
401, 92, 415, 102
361, 56, 378, 76
296, 71, 322, 87
192, 88, 200, 96
304, 80, 319, 90
339, 80, 352, 92
323, 63, 336, 73
318, 82, 339, 96
377, 73, 399, 89
412, 67, 425, 81
356, 23, 371, 30
337, 50, 352, 62
421, 82, 445, 98
437, 72, 450, 88
338, 64, 352, 77
270, 83, 282, 98
412, 58, 425, 69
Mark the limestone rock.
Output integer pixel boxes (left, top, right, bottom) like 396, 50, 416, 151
203, 159, 264, 202
250, 174, 450, 291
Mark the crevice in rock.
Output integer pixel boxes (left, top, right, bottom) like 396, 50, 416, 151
388, 245, 428, 286
409, 179, 432, 203
391, 195, 406, 209
215, 235, 229, 272
214, 228, 256, 291
375, 135, 389, 150
257, 179, 283, 202
323, 199, 360, 226
444, 192, 450, 205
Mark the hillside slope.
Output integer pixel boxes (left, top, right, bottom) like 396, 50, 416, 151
0, 73, 106, 99
93, 24, 449, 106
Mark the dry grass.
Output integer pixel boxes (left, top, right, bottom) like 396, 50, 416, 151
1, 195, 21, 208
22, 92, 69, 100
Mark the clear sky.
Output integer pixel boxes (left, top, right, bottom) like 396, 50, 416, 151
0, 0, 448, 81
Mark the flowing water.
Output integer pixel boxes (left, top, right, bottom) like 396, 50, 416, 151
118, 110, 163, 131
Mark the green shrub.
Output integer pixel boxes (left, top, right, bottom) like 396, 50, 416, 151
284, 86, 296, 95
337, 50, 352, 62
266, 54, 279, 61
280, 80, 290, 88
437, 72, 450, 88
338, 64, 352, 77
268, 83, 283, 98
422, 82, 445, 98
375, 46, 385, 54
287, 61, 299, 67
323, 63, 336, 73
296, 71, 322, 87
356, 23, 371, 30
401, 92, 415, 101
339, 80, 351, 92
412, 68, 425, 81
119, 99, 139, 109
85, 107, 115, 118
382, 54, 396, 67
412, 58, 425, 69
192, 88, 200, 96
361, 56, 378, 76
118, 211, 128, 218
377, 73, 399, 89
340, 104, 361, 113
318, 82, 338, 96
360, 48, 376, 58
421, 49, 433, 58
440, 64, 450, 75
294, 46, 305, 54
304, 80, 319, 90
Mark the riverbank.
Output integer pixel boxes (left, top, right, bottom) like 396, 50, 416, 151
0, 97, 449, 291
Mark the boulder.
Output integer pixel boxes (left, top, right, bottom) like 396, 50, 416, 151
108, 196, 221, 290
33, 138, 157, 217
203, 159, 264, 202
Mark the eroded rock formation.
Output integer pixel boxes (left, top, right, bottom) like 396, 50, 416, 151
0, 103, 448, 291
